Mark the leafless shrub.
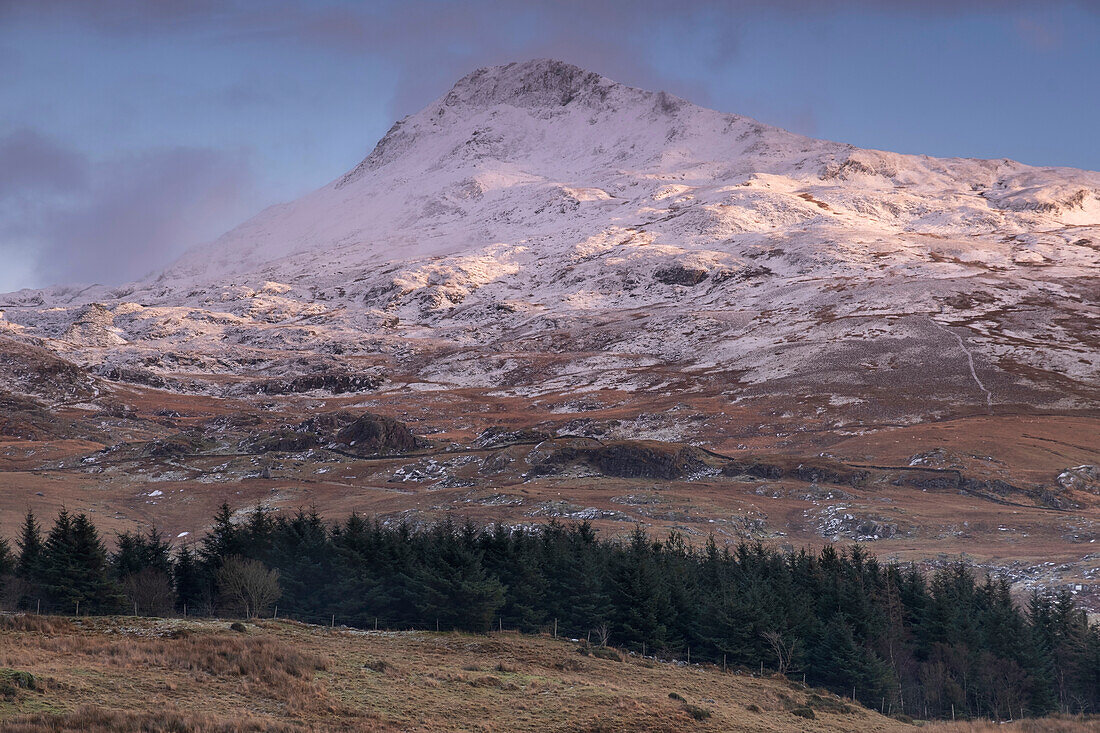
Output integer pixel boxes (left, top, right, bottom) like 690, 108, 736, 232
217, 556, 280, 618
592, 624, 611, 648
122, 569, 175, 617
761, 630, 798, 676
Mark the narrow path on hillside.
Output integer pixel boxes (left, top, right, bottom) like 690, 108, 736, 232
929, 317, 993, 410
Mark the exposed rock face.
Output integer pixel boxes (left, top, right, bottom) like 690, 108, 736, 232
251, 373, 383, 396
96, 366, 170, 389
0, 336, 95, 401
141, 432, 217, 458
474, 426, 552, 448
235, 411, 422, 456
334, 413, 422, 456
533, 439, 709, 480
1057, 465, 1100, 494
722, 456, 868, 487
654, 264, 709, 286
248, 429, 321, 454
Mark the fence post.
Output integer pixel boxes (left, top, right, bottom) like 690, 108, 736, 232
36, 599, 40, 616
722, 654, 726, 673
134, 601, 138, 617
273, 605, 278, 619
553, 618, 557, 638
75, 600, 79, 616
331, 614, 335, 628
374, 617, 378, 631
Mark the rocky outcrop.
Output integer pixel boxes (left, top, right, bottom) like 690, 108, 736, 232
250, 373, 383, 396
96, 366, 171, 389
247, 429, 321, 454
474, 426, 552, 448
240, 411, 422, 456
722, 455, 868, 487
0, 336, 95, 401
532, 439, 709, 479
334, 413, 422, 456
142, 432, 218, 458
654, 265, 709, 286
1057, 465, 1100, 494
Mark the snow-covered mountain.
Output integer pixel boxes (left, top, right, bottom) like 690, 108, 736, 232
3, 59, 1099, 426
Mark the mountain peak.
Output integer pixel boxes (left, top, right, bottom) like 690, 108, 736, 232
441, 59, 620, 110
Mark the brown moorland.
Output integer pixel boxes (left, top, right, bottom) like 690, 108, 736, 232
0, 615, 1096, 732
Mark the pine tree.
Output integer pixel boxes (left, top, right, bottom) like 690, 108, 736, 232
16, 511, 43, 580
200, 502, 245, 570
173, 545, 204, 614
609, 526, 671, 651
14, 510, 44, 610
412, 524, 504, 632
0, 536, 14, 601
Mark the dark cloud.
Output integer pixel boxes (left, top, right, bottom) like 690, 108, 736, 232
10, 0, 1091, 120
0, 0, 223, 31
0, 132, 256, 288
0, 129, 88, 196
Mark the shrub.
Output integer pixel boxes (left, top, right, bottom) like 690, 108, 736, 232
0, 615, 72, 634
230, 622, 248, 633
0, 668, 37, 700
807, 692, 853, 714
590, 647, 621, 661
551, 658, 585, 672
668, 692, 685, 701
681, 703, 711, 721
790, 706, 815, 719
746, 703, 762, 713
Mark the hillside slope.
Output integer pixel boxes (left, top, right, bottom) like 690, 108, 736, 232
0, 615, 914, 731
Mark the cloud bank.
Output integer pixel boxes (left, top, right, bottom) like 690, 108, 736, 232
0, 131, 255, 290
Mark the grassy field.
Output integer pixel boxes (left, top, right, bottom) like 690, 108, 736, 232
0, 614, 1095, 732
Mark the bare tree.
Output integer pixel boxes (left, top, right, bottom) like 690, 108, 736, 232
123, 568, 175, 617
217, 556, 280, 618
762, 630, 798, 676
592, 623, 611, 648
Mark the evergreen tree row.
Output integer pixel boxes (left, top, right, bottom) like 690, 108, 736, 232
2, 505, 1097, 721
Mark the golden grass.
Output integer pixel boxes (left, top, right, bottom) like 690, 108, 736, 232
3, 705, 305, 733
0, 615, 1093, 732
922, 719, 1100, 733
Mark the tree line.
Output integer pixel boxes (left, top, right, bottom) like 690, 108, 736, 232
1, 505, 1097, 721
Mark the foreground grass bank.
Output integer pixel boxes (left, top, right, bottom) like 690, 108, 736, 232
0, 615, 1095, 732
